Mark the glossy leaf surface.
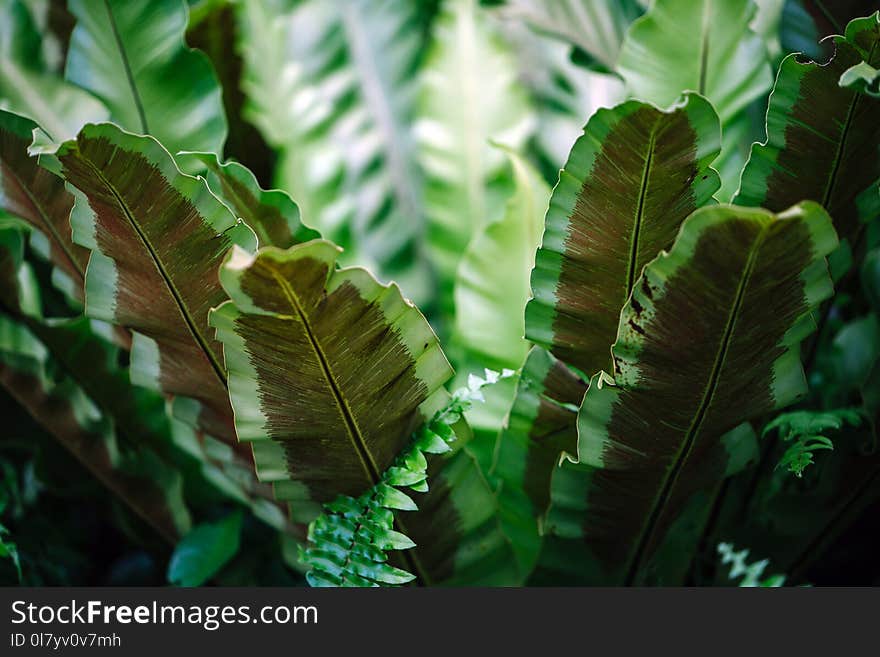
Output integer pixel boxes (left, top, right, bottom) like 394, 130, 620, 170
573, 202, 836, 584
526, 94, 721, 377
66, 0, 226, 153
211, 242, 453, 519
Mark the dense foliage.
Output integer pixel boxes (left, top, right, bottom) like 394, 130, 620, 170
0, 0, 879, 587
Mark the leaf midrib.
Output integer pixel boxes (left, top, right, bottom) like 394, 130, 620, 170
103, 0, 148, 134
0, 60, 66, 142
268, 267, 382, 486
266, 267, 429, 580
78, 154, 228, 388
820, 40, 878, 213
622, 223, 766, 585
340, 4, 420, 221
698, 0, 711, 96
457, 3, 486, 232
1, 160, 85, 282
205, 164, 262, 226
813, 1, 842, 33
625, 128, 656, 298
821, 87, 859, 211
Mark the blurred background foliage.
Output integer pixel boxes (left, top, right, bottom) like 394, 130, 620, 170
0, 0, 879, 585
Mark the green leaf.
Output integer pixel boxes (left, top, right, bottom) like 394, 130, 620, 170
183, 0, 275, 183
418, 429, 453, 455
840, 60, 880, 97
526, 94, 721, 378
781, 1, 878, 60
456, 372, 516, 478
236, 0, 332, 153
572, 202, 837, 585
0, 110, 88, 299
176, 152, 321, 249
66, 0, 227, 154
499, 23, 625, 172
0, 314, 192, 542
617, 0, 772, 199
751, 0, 786, 60
831, 315, 880, 389
167, 510, 242, 586
56, 122, 257, 442
209, 241, 453, 521
403, 447, 522, 586
493, 95, 720, 574
0, 522, 21, 582
0, 217, 29, 313
376, 484, 418, 511
764, 408, 865, 439
238, 0, 433, 305
498, 0, 643, 71
0, 231, 198, 541
728, 423, 880, 580
454, 146, 549, 367
777, 435, 834, 477
0, 0, 108, 141
734, 13, 880, 250
1, 125, 288, 537
765, 408, 862, 477
417, 0, 534, 315
490, 346, 587, 573
714, 111, 766, 203
618, 0, 772, 125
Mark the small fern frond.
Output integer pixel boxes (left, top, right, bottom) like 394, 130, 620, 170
717, 543, 785, 587
763, 408, 863, 477
301, 368, 515, 587
0, 526, 20, 581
